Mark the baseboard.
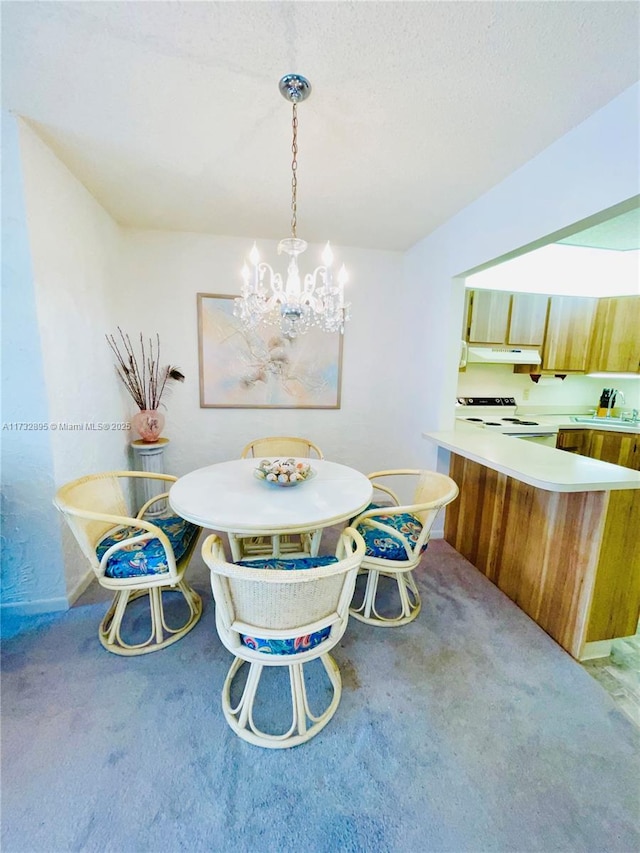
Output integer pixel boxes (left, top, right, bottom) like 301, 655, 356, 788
0, 568, 95, 617
0, 595, 69, 616
431, 526, 444, 539
579, 640, 613, 661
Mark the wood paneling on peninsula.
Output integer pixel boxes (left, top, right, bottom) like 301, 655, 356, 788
445, 453, 640, 658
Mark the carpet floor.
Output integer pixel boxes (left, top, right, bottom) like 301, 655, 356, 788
2, 536, 638, 853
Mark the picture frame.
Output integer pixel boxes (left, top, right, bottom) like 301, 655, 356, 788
197, 293, 343, 409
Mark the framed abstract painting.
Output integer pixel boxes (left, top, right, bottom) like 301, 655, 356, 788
197, 294, 343, 409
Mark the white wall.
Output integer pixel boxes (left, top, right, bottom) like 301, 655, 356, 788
1, 111, 68, 614
468, 243, 639, 296
115, 230, 411, 475
405, 82, 640, 471
15, 119, 129, 605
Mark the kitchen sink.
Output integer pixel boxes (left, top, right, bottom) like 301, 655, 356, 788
571, 416, 639, 427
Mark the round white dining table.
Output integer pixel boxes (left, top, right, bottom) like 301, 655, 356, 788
169, 458, 373, 535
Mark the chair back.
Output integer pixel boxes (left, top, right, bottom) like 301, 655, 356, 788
364, 469, 459, 558
53, 471, 179, 578
54, 473, 131, 571
411, 470, 459, 521
411, 472, 459, 553
240, 436, 324, 460
202, 528, 364, 653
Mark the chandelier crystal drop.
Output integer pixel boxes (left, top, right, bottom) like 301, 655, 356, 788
234, 74, 350, 338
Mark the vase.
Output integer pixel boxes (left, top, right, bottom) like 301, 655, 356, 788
131, 409, 165, 443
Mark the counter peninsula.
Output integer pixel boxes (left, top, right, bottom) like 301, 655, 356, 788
424, 428, 640, 660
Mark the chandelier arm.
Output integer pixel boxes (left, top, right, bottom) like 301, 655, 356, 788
304, 267, 329, 297
257, 264, 284, 300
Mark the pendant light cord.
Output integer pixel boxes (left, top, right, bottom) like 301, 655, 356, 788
291, 102, 298, 239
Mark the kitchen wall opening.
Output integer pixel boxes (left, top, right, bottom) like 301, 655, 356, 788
458, 198, 640, 415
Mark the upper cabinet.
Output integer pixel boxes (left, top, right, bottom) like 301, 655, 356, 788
468, 291, 511, 343
507, 293, 549, 346
466, 289, 637, 375
466, 290, 548, 346
542, 296, 596, 372
587, 295, 640, 374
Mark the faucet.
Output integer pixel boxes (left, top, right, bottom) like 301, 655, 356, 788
606, 389, 624, 418
622, 407, 639, 424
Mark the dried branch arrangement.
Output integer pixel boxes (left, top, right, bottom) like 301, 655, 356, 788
106, 328, 185, 411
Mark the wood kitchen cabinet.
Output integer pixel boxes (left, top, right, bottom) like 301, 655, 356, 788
467, 290, 636, 377
587, 430, 640, 470
542, 296, 596, 372
515, 295, 597, 375
507, 293, 549, 345
587, 295, 640, 374
557, 428, 640, 471
555, 429, 589, 455
467, 290, 548, 346
468, 290, 511, 343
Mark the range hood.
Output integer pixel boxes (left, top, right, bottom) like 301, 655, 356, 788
466, 346, 542, 365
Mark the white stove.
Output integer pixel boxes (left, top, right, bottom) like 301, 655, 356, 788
455, 397, 559, 444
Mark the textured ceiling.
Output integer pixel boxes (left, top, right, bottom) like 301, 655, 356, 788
3, 1, 639, 251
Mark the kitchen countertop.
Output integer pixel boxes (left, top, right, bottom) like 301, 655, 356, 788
539, 415, 640, 434
423, 427, 640, 492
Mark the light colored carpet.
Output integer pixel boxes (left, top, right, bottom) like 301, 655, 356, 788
2, 536, 638, 853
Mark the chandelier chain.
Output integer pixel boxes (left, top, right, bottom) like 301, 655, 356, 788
291, 103, 298, 238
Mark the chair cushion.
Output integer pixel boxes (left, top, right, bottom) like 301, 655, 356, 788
237, 555, 338, 571
355, 510, 426, 561
240, 627, 332, 656
96, 515, 200, 579
237, 554, 338, 653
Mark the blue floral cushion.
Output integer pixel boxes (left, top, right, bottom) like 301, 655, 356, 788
240, 627, 332, 656
355, 510, 426, 561
237, 555, 338, 571
349, 501, 389, 526
237, 555, 338, 654
96, 515, 200, 579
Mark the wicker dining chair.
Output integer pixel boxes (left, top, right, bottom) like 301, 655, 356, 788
349, 470, 459, 627
240, 436, 324, 461
201, 526, 365, 748
53, 471, 202, 655
229, 436, 325, 561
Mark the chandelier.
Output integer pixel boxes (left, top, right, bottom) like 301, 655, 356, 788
234, 74, 350, 338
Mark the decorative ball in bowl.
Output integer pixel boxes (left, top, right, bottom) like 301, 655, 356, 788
254, 458, 315, 487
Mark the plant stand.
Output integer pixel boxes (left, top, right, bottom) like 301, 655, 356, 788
131, 438, 170, 517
